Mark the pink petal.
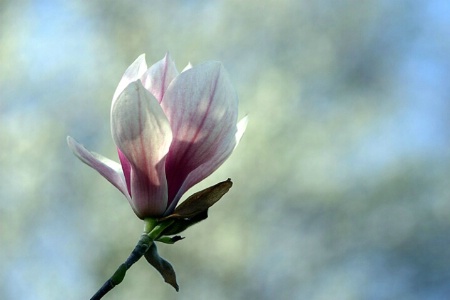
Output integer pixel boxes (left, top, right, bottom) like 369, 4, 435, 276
66, 136, 130, 199
117, 149, 131, 195
166, 116, 248, 213
111, 81, 173, 218
140, 53, 179, 103
112, 54, 148, 109
160, 62, 239, 213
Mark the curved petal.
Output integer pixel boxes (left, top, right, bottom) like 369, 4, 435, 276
140, 53, 179, 103
117, 149, 131, 195
112, 54, 148, 109
111, 81, 173, 218
165, 116, 248, 213
67, 136, 130, 199
161, 62, 239, 211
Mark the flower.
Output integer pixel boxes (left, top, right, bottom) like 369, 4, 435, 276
67, 54, 247, 219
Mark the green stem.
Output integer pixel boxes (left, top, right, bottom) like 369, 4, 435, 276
90, 234, 152, 300
89, 219, 174, 300
148, 220, 174, 240
143, 218, 158, 234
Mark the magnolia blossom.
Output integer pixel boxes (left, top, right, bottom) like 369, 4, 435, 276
68, 54, 247, 219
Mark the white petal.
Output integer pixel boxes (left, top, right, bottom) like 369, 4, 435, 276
111, 81, 173, 217
235, 116, 248, 149
182, 62, 193, 72
112, 54, 148, 109
67, 136, 130, 199
140, 53, 179, 102
161, 62, 239, 212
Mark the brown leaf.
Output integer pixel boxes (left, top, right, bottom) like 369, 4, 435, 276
157, 179, 232, 235
160, 210, 208, 236
144, 243, 179, 291
156, 235, 185, 244
161, 178, 233, 221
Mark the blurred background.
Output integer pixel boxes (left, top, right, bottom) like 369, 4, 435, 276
1, 0, 449, 299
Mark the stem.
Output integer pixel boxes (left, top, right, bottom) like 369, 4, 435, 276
143, 218, 158, 234
148, 220, 174, 240
90, 234, 152, 300
89, 220, 174, 300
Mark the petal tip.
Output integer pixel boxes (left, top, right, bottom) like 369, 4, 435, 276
132, 54, 147, 73
136, 53, 146, 62
182, 62, 193, 72
235, 116, 248, 147
67, 135, 79, 150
